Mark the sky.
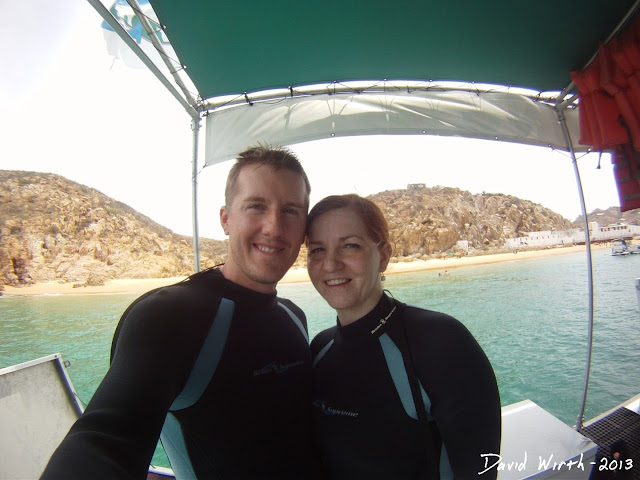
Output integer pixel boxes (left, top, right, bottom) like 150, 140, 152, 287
0, 0, 622, 241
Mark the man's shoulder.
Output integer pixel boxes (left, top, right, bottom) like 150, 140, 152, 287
275, 296, 306, 318
129, 271, 224, 313
111, 272, 225, 360
310, 326, 336, 354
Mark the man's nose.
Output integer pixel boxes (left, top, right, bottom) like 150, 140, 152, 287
262, 210, 283, 237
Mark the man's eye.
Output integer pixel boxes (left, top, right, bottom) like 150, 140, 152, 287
284, 208, 300, 216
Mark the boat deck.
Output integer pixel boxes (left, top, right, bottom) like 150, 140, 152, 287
580, 397, 640, 480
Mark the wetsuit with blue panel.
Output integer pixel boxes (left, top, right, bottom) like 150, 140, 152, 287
311, 293, 501, 479
41, 268, 320, 480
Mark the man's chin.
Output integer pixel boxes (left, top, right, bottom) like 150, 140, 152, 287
251, 265, 291, 286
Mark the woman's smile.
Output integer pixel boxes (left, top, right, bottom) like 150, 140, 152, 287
307, 207, 389, 325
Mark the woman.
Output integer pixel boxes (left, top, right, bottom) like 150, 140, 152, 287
307, 194, 501, 479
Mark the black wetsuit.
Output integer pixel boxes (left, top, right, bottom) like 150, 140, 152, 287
41, 268, 319, 479
311, 293, 501, 480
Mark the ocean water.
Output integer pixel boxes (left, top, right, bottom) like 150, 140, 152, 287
2, 249, 639, 468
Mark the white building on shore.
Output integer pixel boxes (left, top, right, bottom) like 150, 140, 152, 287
504, 222, 640, 249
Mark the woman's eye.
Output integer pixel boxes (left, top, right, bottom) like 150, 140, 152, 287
345, 243, 360, 249
309, 247, 324, 255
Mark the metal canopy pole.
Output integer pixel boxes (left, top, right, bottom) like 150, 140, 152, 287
87, 0, 203, 271
125, 0, 199, 109
87, 0, 199, 121
557, 0, 640, 105
555, 108, 594, 432
191, 118, 201, 272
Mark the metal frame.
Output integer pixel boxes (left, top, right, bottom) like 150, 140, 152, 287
85, 0, 637, 428
88, 0, 204, 271
0, 352, 85, 418
555, 109, 595, 432
201, 80, 572, 113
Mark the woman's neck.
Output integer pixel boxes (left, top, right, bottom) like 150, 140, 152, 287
336, 290, 385, 327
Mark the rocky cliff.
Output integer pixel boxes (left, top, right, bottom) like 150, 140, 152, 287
0, 171, 227, 287
574, 206, 640, 226
1, 171, 630, 288
369, 186, 576, 260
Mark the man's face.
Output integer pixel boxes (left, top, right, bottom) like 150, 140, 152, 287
220, 165, 307, 293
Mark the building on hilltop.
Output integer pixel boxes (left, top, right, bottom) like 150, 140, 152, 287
407, 183, 426, 190
504, 222, 640, 249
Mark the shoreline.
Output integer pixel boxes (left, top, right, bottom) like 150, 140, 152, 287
2, 244, 609, 297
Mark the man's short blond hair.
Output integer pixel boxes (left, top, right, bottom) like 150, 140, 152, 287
224, 145, 311, 209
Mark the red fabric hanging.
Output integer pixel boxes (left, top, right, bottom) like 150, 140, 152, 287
571, 55, 628, 150
612, 145, 640, 211
572, 15, 640, 211
600, 43, 640, 148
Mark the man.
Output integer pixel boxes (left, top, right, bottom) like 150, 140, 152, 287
41, 146, 319, 479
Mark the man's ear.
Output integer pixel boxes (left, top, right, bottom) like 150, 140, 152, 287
220, 206, 230, 235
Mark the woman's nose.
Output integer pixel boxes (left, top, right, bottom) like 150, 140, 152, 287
322, 249, 343, 271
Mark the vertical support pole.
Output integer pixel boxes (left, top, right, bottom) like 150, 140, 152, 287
192, 118, 201, 272
556, 109, 594, 432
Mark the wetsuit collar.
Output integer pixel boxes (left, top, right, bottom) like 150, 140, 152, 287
205, 268, 278, 310
336, 293, 398, 340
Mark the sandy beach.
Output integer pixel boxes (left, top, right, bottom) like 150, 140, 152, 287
2, 244, 609, 296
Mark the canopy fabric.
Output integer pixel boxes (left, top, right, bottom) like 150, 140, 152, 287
148, 0, 636, 100
205, 89, 585, 165
130, 0, 639, 163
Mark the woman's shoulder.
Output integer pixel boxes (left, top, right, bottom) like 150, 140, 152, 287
396, 302, 479, 350
399, 302, 464, 329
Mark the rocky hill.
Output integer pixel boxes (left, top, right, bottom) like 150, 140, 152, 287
574, 206, 640, 226
2, 171, 631, 288
369, 186, 576, 260
0, 171, 227, 287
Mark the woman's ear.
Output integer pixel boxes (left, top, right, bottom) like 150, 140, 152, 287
379, 243, 391, 272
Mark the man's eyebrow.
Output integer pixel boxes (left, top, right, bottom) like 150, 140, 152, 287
283, 201, 305, 209
241, 196, 266, 203
240, 196, 305, 210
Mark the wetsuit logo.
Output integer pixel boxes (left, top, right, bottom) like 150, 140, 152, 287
313, 400, 359, 418
253, 360, 304, 376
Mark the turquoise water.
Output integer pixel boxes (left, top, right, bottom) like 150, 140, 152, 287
2, 250, 639, 468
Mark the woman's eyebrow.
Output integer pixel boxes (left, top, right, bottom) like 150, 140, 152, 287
339, 235, 366, 242
308, 235, 365, 244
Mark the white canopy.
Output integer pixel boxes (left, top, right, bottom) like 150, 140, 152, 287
205, 88, 586, 166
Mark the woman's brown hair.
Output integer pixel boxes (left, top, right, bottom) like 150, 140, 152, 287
306, 194, 390, 249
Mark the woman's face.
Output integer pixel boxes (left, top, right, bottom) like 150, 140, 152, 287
307, 207, 390, 325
